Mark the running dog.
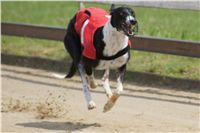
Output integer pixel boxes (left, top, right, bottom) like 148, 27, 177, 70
54, 5, 138, 112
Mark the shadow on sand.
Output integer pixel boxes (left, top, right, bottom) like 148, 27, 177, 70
16, 121, 101, 131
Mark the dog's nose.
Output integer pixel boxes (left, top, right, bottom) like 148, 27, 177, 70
130, 19, 137, 25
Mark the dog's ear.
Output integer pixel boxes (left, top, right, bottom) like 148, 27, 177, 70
110, 4, 115, 13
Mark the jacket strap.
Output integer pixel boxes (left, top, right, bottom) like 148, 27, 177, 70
98, 45, 130, 60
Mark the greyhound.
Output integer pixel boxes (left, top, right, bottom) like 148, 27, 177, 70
53, 5, 138, 112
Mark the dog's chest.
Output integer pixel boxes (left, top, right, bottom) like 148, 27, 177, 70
95, 29, 129, 70
95, 53, 129, 70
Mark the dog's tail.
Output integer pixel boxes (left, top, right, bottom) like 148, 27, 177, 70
52, 62, 76, 79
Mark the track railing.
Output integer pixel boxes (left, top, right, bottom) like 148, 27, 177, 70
2, 22, 200, 58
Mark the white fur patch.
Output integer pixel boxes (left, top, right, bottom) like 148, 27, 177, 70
126, 15, 135, 23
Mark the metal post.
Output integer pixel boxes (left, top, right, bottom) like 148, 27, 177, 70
80, 1, 85, 9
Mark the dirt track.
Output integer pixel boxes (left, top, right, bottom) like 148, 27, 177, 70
1, 64, 200, 132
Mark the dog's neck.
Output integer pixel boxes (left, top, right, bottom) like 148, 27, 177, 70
102, 18, 129, 57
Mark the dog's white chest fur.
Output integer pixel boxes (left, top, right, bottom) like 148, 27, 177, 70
95, 20, 129, 70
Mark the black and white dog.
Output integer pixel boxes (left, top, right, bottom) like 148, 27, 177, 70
54, 5, 137, 112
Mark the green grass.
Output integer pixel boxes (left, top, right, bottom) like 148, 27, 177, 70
2, 1, 200, 80
2, 36, 68, 61
2, 1, 79, 26
2, 1, 200, 40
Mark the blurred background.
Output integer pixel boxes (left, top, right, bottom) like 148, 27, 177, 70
2, 1, 200, 80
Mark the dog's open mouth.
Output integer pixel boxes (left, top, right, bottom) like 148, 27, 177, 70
121, 23, 138, 37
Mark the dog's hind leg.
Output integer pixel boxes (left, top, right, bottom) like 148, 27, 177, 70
62, 25, 81, 78
78, 63, 96, 110
65, 61, 76, 78
85, 66, 98, 89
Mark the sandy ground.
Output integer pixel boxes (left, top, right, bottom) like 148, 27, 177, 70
1, 64, 200, 133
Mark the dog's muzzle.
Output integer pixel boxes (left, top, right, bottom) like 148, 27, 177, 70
121, 19, 138, 37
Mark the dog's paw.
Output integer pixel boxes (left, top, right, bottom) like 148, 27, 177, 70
86, 76, 98, 89
90, 80, 98, 89
88, 101, 96, 110
103, 93, 120, 113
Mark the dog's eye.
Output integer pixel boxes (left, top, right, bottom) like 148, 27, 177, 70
120, 12, 127, 18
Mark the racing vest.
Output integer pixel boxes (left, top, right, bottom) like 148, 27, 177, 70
75, 7, 131, 60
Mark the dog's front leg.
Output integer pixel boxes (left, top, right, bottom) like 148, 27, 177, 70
78, 63, 96, 110
102, 69, 112, 98
115, 64, 126, 95
103, 65, 126, 112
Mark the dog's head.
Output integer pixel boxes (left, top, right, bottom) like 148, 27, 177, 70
110, 5, 138, 36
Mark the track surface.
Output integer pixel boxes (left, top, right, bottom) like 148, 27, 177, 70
1, 64, 200, 132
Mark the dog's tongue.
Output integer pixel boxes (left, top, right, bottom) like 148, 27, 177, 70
128, 25, 134, 35
128, 30, 133, 35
